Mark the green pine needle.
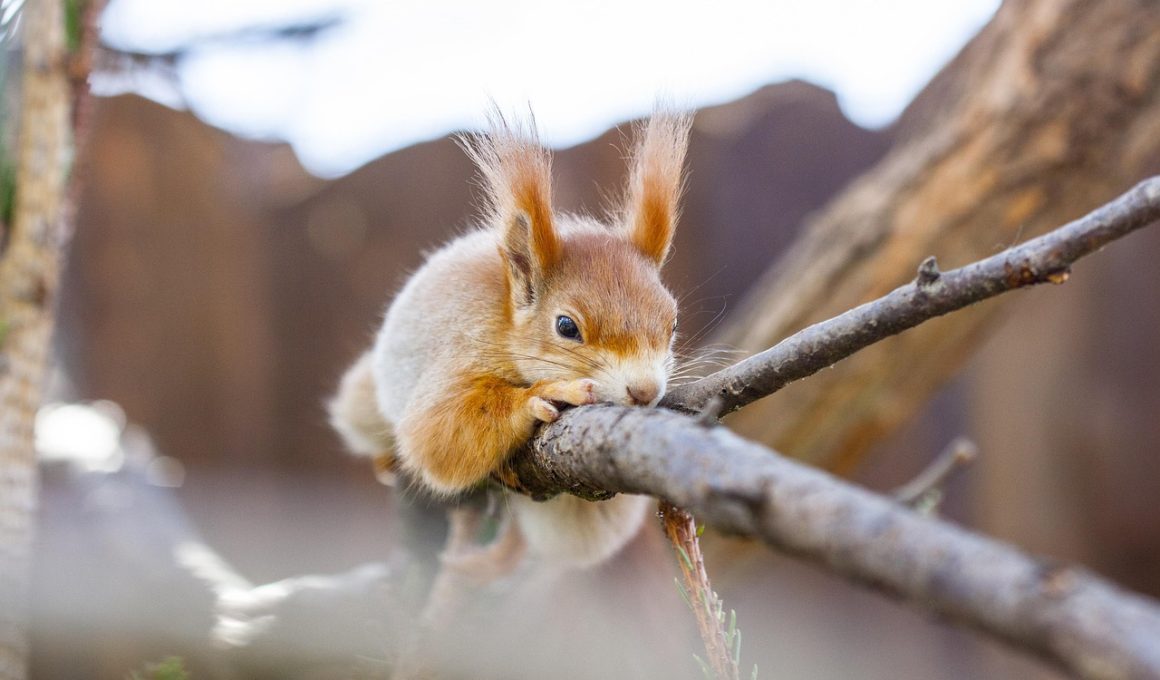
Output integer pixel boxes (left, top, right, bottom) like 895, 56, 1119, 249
1, 154, 15, 229
674, 577, 693, 610
693, 653, 712, 678
64, 0, 85, 52
128, 656, 189, 680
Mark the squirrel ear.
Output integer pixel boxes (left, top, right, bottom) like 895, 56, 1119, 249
622, 111, 692, 267
501, 209, 556, 307
462, 112, 559, 307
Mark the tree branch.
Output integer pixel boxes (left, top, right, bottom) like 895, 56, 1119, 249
662, 176, 1160, 416
512, 406, 1160, 679
892, 436, 977, 509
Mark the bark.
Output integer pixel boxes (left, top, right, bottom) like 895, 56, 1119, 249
0, 1, 70, 678
712, 0, 1160, 471
512, 405, 1160, 679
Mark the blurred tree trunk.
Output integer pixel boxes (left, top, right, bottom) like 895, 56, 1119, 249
0, 1, 71, 678
716, 0, 1160, 472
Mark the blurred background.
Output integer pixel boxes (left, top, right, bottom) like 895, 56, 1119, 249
9, 0, 1160, 677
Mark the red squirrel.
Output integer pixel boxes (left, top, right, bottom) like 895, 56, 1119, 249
330, 111, 691, 567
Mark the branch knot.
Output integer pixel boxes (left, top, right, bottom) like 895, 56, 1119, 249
916, 256, 941, 287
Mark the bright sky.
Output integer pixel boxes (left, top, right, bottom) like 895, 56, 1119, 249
100, 0, 999, 177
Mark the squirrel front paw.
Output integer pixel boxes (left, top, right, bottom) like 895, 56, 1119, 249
529, 379, 598, 424
536, 378, 599, 407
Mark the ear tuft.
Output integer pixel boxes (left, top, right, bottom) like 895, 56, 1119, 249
461, 109, 559, 307
621, 111, 692, 267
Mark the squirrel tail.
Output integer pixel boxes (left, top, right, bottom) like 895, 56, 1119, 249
328, 351, 399, 483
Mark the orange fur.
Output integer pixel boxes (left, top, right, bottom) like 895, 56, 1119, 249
396, 375, 594, 493
623, 112, 693, 266
544, 232, 676, 357
513, 169, 559, 273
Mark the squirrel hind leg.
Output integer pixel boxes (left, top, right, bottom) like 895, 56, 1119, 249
329, 351, 399, 484
510, 493, 650, 569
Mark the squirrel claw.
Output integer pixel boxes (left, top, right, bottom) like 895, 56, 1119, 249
530, 396, 559, 423
572, 378, 599, 405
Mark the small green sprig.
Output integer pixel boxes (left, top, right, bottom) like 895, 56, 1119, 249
673, 578, 758, 679
127, 656, 189, 680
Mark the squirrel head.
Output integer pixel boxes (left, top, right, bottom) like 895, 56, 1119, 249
465, 111, 691, 406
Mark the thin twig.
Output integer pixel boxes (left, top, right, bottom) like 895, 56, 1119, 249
661, 177, 1160, 416
893, 437, 978, 510
660, 501, 739, 680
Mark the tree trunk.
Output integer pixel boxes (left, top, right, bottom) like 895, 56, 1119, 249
0, 1, 71, 678
714, 0, 1160, 471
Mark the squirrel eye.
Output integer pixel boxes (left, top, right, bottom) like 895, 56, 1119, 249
555, 315, 582, 341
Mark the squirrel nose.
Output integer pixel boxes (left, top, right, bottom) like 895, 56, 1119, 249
627, 381, 660, 406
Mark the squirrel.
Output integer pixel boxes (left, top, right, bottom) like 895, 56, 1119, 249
329, 110, 691, 568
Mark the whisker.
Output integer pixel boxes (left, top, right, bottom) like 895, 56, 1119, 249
531, 337, 610, 372
471, 348, 579, 374
674, 266, 728, 308
666, 342, 744, 384
467, 335, 610, 377
678, 301, 730, 349
670, 354, 735, 370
